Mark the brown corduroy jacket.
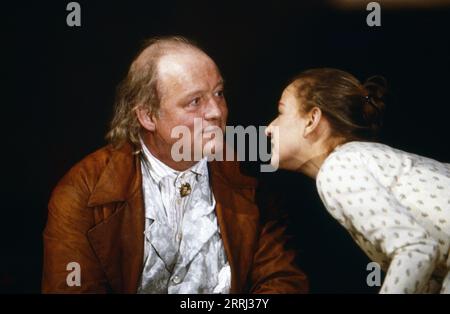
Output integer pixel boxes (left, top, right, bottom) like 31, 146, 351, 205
42, 142, 308, 293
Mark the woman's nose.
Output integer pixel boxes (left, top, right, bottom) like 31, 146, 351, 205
265, 123, 272, 137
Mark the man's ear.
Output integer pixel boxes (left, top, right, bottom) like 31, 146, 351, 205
303, 107, 322, 137
135, 105, 156, 132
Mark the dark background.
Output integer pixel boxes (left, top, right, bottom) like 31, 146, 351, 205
4, 0, 450, 293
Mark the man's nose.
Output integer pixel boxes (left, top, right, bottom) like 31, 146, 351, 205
204, 97, 222, 120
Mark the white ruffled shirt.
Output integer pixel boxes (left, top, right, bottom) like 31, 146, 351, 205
316, 141, 450, 294
137, 139, 231, 293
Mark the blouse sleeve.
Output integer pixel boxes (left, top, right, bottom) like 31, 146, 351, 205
317, 150, 440, 293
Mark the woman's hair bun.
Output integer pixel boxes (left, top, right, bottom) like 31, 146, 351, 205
364, 75, 388, 100
362, 75, 388, 135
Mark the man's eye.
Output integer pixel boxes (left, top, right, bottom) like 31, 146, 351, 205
188, 97, 201, 107
214, 90, 224, 97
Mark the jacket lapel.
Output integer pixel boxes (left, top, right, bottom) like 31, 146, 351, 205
209, 160, 259, 293
86, 143, 145, 293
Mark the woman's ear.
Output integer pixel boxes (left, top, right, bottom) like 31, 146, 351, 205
303, 107, 322, 137
135, 105, 156, 132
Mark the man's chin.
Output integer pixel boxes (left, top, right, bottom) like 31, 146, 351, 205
201, 139, 224, 160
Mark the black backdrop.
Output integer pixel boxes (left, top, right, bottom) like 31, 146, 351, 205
4, 0, 450, 293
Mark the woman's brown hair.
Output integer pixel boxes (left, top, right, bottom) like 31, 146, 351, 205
289, 68, 387, 141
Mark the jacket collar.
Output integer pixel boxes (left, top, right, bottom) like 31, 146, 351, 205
87, 143, 141, 207
87, 142, 218, 207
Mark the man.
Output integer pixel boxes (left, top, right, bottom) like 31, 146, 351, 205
42, 36, 308, 293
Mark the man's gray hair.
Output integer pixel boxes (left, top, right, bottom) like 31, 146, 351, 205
105, 36, 203, 150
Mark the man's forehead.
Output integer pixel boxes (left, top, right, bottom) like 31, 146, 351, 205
157, 52, 222, 90
158, 51, 217, 76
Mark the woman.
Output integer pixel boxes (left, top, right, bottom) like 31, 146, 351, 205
265, 68, 450, 293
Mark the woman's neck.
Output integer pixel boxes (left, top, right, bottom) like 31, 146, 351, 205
296, 152, 329, 179
296, 136, 347, 179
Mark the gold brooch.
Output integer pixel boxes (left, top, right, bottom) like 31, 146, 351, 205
179, 182, 191, 197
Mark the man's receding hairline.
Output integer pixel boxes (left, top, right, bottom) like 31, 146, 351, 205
132, 40, 208, 72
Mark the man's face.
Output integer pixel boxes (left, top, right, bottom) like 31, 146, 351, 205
151, 51, 228, 162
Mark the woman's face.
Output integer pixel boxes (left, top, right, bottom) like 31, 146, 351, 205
266, 85, 310, 171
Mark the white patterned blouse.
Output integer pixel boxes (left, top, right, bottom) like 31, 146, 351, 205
316, 141, 450, 293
